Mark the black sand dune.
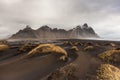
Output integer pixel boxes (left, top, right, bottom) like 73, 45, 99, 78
0, 42, 78, 80
0, 39, 120, 80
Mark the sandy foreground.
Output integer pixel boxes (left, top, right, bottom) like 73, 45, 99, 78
0, 39, 120, 80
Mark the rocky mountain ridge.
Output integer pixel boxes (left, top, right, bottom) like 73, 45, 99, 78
10, 23, 99, 39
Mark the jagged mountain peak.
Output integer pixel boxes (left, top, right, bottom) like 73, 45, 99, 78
39, 25, 51, 30
76, 25, 82, 29
36, 25, 52, 32
52, 28, 58, 31
17, 25, 33, 33
24, 25, 32, 30
82, 23, 89, 29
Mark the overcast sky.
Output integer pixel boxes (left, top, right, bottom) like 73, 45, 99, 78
0, 0, 120, 39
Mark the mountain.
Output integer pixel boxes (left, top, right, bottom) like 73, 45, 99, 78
11, 25, 38, 39
10, 23, 99, 39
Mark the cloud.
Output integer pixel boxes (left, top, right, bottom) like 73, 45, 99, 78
0, 0, 120, 39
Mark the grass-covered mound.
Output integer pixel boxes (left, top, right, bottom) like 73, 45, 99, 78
110, 43, 116, 47
70, 46, 79, 52
28, 44, 68, 61
47, 63, 77, 80
84, 42, 93, 46
62, 41, 73, 46
19, 43, 36, 52
105, 43, 116, 47
84, 46, 94, 51
0, 44, 9, 51
74, 42, 83, 46
98, 49, 120, 63
0, 40, 7, 44
90, 64, 120, 80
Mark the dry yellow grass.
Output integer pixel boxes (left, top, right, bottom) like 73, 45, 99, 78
74, 42, 83, 46
84, 46, 94, 51
110, 43, 116, 47
0, 44, 9, 51
0, 41, 3, 44
0, 40, 7, 45
71, 46, 79, 52
19, 43, 34, 52
47, 63, 77, 80
85, 42, 93, 46
63, 41, 73, 46
28, 44, 67, 61
105, 43, 116, 47
91, 64, 120, 80
98, 50, 120, 63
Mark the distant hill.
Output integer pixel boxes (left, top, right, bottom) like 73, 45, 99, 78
10, 23, 99, 39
